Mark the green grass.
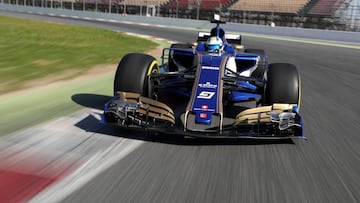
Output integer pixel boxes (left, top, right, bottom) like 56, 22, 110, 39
0, 15, 157, 94
0, 73, 114, 136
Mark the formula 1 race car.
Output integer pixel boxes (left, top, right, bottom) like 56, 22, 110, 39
103, 15, 305, 139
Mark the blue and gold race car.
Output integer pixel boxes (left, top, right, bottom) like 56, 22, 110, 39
103, 15, 304, 139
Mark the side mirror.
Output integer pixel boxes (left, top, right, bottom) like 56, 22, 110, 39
188, 42, 198, 47
234, 45, 245, 50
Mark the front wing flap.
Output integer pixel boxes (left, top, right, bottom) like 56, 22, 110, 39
232, 104, 303, 138
104, 92, 175, 128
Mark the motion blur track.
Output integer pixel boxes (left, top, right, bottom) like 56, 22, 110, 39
1, 10, 360, 203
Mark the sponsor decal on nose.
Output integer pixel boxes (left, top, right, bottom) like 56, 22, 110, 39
200, 113, 208, 118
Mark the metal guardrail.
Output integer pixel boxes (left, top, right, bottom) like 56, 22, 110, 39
1, 3, 360, 44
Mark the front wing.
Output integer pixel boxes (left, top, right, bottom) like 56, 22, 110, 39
103, 92, 305, 139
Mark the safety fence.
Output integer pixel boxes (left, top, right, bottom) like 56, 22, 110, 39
1, 0, 360, 31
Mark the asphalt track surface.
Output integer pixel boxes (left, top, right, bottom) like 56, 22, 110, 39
2, 11, 360, 202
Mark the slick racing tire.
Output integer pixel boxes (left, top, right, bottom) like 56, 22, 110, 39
168, 43, 193, 72
244, 49, 266, 79
263, 63, 300, 106
114, 53, 159, 97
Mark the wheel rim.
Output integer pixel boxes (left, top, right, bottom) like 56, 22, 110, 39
147, 60, 159, 75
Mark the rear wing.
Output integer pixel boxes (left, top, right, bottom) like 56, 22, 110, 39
197, 32, 242, 45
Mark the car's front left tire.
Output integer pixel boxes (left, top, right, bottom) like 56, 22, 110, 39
263, 63, 300, 106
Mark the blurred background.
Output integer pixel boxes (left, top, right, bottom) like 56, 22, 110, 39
1, 0, 360, 31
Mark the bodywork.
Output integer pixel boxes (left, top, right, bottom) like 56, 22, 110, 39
103, 18, 304, 139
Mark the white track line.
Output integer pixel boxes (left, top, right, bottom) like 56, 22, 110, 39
0, 108, 145, 202
29, 138, 144, 203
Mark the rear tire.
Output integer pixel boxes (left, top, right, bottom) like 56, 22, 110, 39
114, 53, 158, 97
245, 49, 266, 79
263, 63, 300, 106
244, 49, 265, 55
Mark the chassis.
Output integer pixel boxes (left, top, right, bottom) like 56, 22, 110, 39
103, 16, 305, 139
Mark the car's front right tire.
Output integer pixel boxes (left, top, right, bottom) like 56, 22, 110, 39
114, 53, 158, 97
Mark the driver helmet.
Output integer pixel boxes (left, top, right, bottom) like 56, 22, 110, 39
206, 36, 223, 53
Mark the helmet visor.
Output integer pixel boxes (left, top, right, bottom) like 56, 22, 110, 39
207, 44, 220, 51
